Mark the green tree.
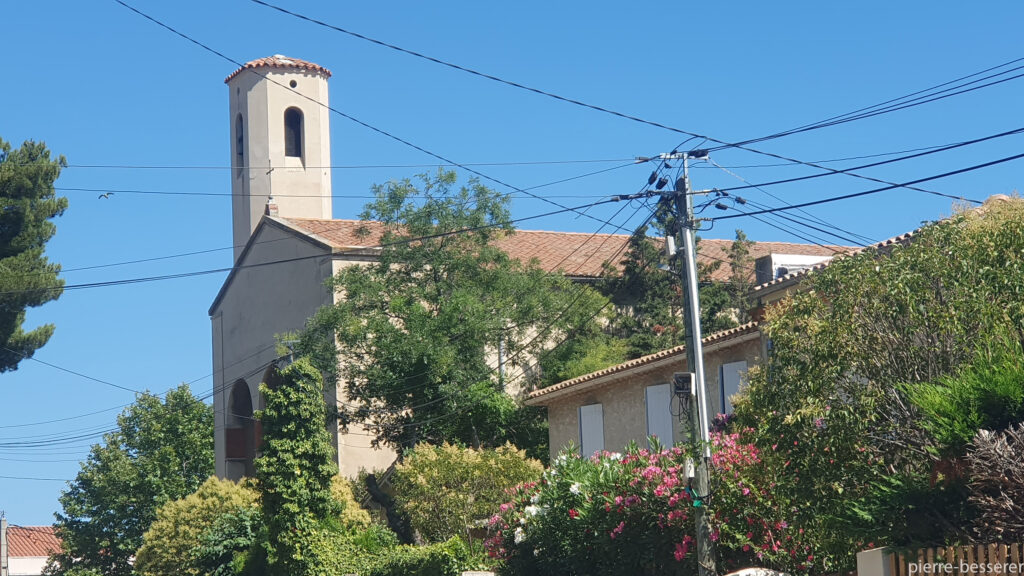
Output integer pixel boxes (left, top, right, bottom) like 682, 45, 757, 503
599, 226, 750, 358
392, 442, 543, 544
49, 386, 214, 576
255, 357, 343, 575
0, 138, 67, 372
726, 229, 755, 323
733, 198, 1024, 570
299, 170, 608, 451
135, 477, 258, 576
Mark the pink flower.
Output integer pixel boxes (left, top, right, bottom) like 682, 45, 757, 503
674, 536, 693, 561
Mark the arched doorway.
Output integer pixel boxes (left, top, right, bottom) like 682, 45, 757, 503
224, 380, 256, 480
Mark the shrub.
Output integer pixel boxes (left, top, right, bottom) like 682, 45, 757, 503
363, 538, 479, 576
392, 443, 543, 544
709, 432, 818, 575
135, 476, 257, 576
968, 423, 1024, 541
487, 441, 698, 576
195, 506, 261, 576
903, 342, 1024, 456
332, 475, 372, 529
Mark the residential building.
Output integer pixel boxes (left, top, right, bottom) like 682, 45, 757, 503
526, 197, 1016, 459
0, 519, 60, 576
524, 322, 763, 460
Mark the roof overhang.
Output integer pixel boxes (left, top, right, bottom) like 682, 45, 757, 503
525, 322, 761, 406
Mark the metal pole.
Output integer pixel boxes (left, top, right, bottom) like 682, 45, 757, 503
674, 151, 716, 576
1, 515, 8, 576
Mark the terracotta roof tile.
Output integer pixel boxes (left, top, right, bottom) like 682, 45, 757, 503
281, 218, 846, 280
525, 321, 760, 403
7, 525, 60, 558
225, 54, 331, 84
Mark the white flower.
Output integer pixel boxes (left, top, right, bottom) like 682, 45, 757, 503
569, 482, 582, 495
524, 505, 540, 517
607, 452, 622, 461
530, 493, 540, 504
514, 527, 526, 544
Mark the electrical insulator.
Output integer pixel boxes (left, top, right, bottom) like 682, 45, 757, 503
656, 176, 669, 190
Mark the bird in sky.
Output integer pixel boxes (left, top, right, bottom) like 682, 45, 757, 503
98, 193, 114, 199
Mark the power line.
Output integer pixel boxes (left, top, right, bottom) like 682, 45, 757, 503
0, 342, 278, 437
245, 0, 1021, 196
0, 474, 68, 482
0, 194, 647, 297
713, 126, 1024, 202
710, 151, 1024, 222
3, 199, 650, 438
22, 161, 635, 278
44, 158, 636, 170
324, 194, 657, 410
114, 1, 636, 234
53, 161, 638, 201
706, 157, 877, 245
714, 57, 1024, 150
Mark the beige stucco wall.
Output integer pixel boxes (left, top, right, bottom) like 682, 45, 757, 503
540, 333, 763, 462
213, 221, 334, 479
213, 226, 397, 479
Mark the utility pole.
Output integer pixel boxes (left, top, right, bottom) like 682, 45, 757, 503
667, 149, 717, 576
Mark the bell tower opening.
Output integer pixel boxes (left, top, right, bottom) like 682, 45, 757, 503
284, 107, 303, 159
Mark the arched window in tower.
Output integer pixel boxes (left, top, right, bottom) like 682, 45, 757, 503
235, 113, 244, 178
284, 107, 303, 158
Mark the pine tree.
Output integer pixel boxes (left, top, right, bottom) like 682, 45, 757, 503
0, 137, 67, 371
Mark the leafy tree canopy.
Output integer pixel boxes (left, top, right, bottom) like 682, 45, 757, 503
49, 386, 214, 576
599, 225, 753, 358
135, 476, 257, 576
299, 170, 608, 451
733, 197, 1024, 569
0, 137, 67, 371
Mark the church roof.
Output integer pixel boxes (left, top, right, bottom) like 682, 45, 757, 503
6, 525, 60, 558
280, 217, 850, 282
210, 215, 852, 314
225, 54, 332, 83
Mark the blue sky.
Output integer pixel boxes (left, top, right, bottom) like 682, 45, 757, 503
1, 1, 1022, 525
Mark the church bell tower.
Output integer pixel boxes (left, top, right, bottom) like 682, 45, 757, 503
225, 55, 333, 261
